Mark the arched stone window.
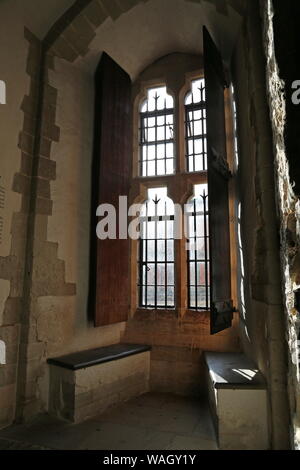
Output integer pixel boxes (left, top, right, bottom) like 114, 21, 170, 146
92, 30, 236, 334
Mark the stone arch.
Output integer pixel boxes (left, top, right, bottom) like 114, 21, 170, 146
44, 0, 246, 76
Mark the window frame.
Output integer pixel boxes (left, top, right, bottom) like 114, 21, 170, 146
138, 86, 175, 177
186, 184, 210, 311
130, 65, 237, 319
138, 189, 176, 309
184, 77, 207, 173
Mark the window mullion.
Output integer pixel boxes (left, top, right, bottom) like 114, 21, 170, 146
154, 95, 158, 177
154, 202, 158, 308
203, 191, 209, 309
139, 227, 144, 307
192, 93, 195, 173
193, 198, 198, 309
164, 200, 167, 308
145, 102, 149, 176
145, 202, 148, 306
164, 100, 167, 176
139, 86, 174, 177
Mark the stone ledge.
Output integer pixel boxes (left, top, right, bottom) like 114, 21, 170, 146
205, 352, 266, 390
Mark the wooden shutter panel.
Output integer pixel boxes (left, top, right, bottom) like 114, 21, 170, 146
90, 53, 132, 327
203, 27, 234, 334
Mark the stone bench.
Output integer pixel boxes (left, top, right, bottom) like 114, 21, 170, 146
204, 352, 269, 450
47, 343, 151, 423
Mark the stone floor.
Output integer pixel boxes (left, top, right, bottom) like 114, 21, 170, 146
0, 393, 218, 450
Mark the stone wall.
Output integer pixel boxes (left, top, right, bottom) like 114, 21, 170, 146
123, 311, 240, 396
0, 24, 42, 431
232, 0, 290, 449
261, 0, 300, 449
0, 0, 75, 431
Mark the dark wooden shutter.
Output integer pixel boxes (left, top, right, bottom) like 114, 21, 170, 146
90, 53, 132, 327
203, 27, 234, 334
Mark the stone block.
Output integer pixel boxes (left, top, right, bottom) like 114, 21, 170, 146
19, 341, 45, 362
24, 27, 40, 47
21, 398, 42, 423
0, 404, 14, 430
0, 364, 17, 387
39, 138, 52, 158
118, 378, 148, 402
37, 157, 56, 180
0, 281, 10, 326
150, 358, 203, 397
35, 178, 51, 199
12, 173, 31, 196
4, 344, 18, 365
21, 95, 37, 118
41, 120, 60, 142
83, 1, 108, 27
72, 14, 96, 40
17, 379, 38, 402
205, 352, 269, 450
21, 152, 33, 176
26, 50, 41, 79
100, 0, 123, 19
75, 390, 93, 408
23, 114, 37, 136
2, 297, 22, 325
48, 350, 150, 423
218, 388, 269, 450
63, 16, 95, 57
45, 52, 55, 71
43, 84, 58, 107
22, 358, 45, 383
73, 398, 112, 423
117, 0, 139, 12
35, 197, 53, 215
18, 132, 34, 155
28, 78, 40, 103
51, 36, 79, 63
0, 384, 16, 409
33, 214, 48, 241
42, 103, 57, 126
0, 325, 19, 346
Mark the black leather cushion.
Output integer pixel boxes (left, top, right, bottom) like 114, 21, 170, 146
47, 343, 151, 370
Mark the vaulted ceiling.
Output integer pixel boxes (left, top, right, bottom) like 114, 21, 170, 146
2, 0, 247, 80
76, 0, 247, 79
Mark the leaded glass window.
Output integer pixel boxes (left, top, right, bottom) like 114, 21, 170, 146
185, 78, 207, 172
139, 86, 175, 177
186, 184, 210, 310
138, 187, 175, 308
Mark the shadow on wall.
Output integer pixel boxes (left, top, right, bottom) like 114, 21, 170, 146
231, 84, 251, 346
237, 202, 250, 344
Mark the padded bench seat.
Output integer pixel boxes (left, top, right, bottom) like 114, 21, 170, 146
47, 343, 151, 370
204, 352, 269, 450
48, 343, 151, 423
